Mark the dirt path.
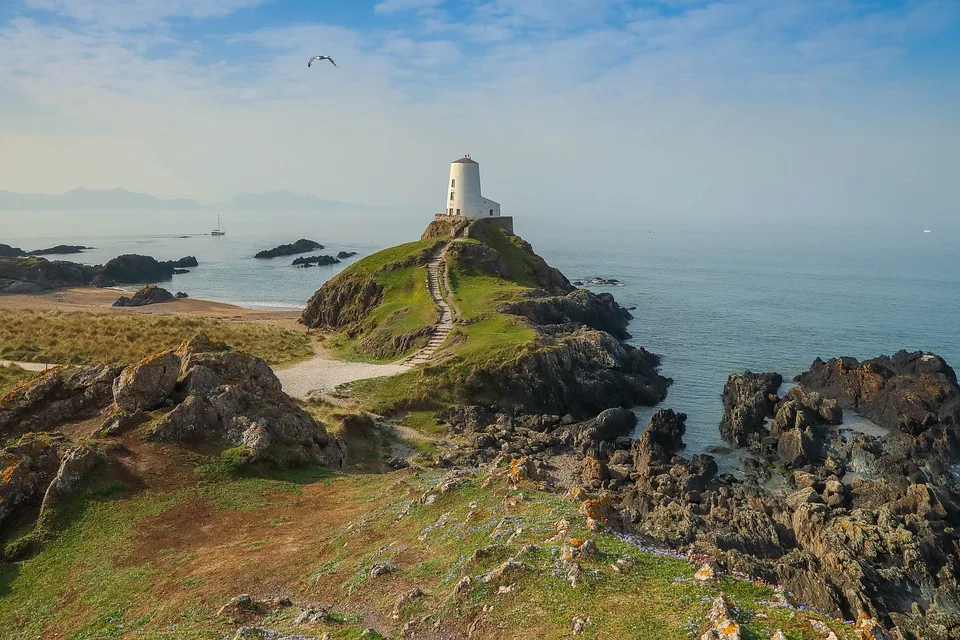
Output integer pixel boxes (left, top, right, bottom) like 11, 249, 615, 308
403, 235, 462, 367
274, 357, 410, 399
0, 360, 53, 372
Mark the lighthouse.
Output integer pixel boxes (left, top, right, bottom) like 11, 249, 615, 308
444, 155, 500, 220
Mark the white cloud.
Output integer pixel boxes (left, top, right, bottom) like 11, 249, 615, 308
374, 0, 445, 16
23, 0, 266, 28
0, 0, 957, 227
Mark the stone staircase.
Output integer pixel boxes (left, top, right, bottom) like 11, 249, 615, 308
403, 244, 456, 366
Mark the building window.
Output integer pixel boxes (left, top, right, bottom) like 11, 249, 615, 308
456, 209, 460, 215
489, 209, 493, 216
448, 208, 453, 215
451, 179, 455, 188
450, 192, 454, 201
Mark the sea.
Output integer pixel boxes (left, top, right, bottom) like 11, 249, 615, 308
4, 210, 959, 454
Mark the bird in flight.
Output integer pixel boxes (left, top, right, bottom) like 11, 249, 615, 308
308, 55, 337, 68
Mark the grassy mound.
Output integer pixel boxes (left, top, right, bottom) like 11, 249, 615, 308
0, 310, 312, 366
0, 363, 33, 395
0, 442, 856, 639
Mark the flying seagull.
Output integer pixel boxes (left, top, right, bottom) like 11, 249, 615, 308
308, 55, 337, 68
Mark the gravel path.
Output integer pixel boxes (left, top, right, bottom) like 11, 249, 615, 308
0, 360, 54, 372
275, 357, 411, 399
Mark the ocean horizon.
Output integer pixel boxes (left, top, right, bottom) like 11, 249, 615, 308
4, 209, 958, 454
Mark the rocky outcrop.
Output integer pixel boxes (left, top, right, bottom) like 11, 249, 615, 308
463, 327, 669, 419
97, 254, 192, 285
337, 251, 358, 259
255, 239, 323, 259
0, 256, 100, 293
446, 241, 510, 279
0, 364, 122, 436
26, 245, 90, 256
719, 372, 783, 446
292, 255, 340, 267
796, 351, 960, 433
421, 215, 469, 240
103, 335, 347, 468
466, 220, 573, 295
112, 285, 176, 307
171, 256, 198, 268
0, 244, 25, 258
0, 433, 99, 533
501, 288, 633, 340
301, 277, 384, 331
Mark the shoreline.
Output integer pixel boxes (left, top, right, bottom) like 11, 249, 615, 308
0, 287, 305, 328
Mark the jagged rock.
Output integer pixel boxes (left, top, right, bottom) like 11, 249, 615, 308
292, 255, 340, 267
565, 408, 637, 456
337, 251, 358, 259
719, 372, 783, 446
501, 288, 633, 339
114, 351, 180, 412
0, 256, 99, 292
218, 594, 269, 623
255, 239, 324, 259
171, 256, 198, 268
0, 434, 98, 534
370, 562, 396, 578
446, 241, 509, 278
632, 409, 686, 476
98, 254, 178, 285
438, 405, 496, 433
777, 427, 822, 467
481, 561, 527, 583
143, 336, 345, 469
112, 285, 176, 307
37, 445, 100, 526
571, 616, 588, 635
175, 291, 188, 299
0, 364, 121, 435
796, 351, 959, 432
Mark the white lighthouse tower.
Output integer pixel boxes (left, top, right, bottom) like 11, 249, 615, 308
444, 155, 500, 220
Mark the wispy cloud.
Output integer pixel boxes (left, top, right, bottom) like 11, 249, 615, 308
1, 0, 957, 223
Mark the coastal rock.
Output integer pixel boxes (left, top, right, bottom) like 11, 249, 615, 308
98, 254, 177, 285
463, 327, 670, 419
255, 239, 323, 259
466, 219, 573, 295
500, 288, 633, 340
719, 371, 783, 446
796, 351, 959, 433
112, 285, 176, 307
26, 245, 90, 256
0, 256, 99, 292
175, 291, 188, 299
300, 276, 384, 330
562, 408, 637, 456
114, 351, 181, 412
337, 251, 358, 259
138, 336, 346, 468
0, 433, 98, 533
171, 256, 198, 268
292, 255, 340, 267
0, 364, 122, 436
632, 409, 686, 475
446, 241, 510, 278
0, 243, 25, 258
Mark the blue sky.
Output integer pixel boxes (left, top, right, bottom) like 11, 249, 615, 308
1, 0, 958, 225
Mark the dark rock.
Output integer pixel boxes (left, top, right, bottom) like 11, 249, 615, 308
500, 288, 633, 339
170, 256, 198, 268
632, 409, 686, 475
438, 405, 496, 433
796, 351, 959, 432
0, 256, 99, 292
112, 285, 176, 307
337, 251, 358, 259
175, 291, 188, 299
26, 245, 90, 256
292, 255, 340, 267
255, 239, 323, 259
0, 364, 122, 436
98, 254, 175, 285
0, 243, 25, 258
301, 275, 385, 330
719, 371, 783, 446
99, 408, 147, 436
565, 408, 637, 456
173, 268, 189, 274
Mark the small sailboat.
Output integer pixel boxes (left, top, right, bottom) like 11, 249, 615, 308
924, 221, 932, 234
211, 216, 226, 236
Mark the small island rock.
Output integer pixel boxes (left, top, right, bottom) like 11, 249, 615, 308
112, 285, 176, 307
255, 239, 324, 259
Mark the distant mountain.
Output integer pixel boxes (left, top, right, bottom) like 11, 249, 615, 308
0, 189, 367, 212
0, 188, 202, 210
218, 191, 366, 212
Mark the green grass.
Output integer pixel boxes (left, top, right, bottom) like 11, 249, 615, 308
0, 363, 34, 395
0, 310, 313, 366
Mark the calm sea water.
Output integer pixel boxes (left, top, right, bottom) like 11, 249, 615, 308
4, 211, 958, 452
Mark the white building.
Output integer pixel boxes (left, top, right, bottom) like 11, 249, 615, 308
444, 155, 500, 219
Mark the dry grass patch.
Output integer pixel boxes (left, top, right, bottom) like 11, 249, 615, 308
0, 310, 312, 366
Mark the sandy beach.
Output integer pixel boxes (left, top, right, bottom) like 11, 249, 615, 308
0, 287, 305, 331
